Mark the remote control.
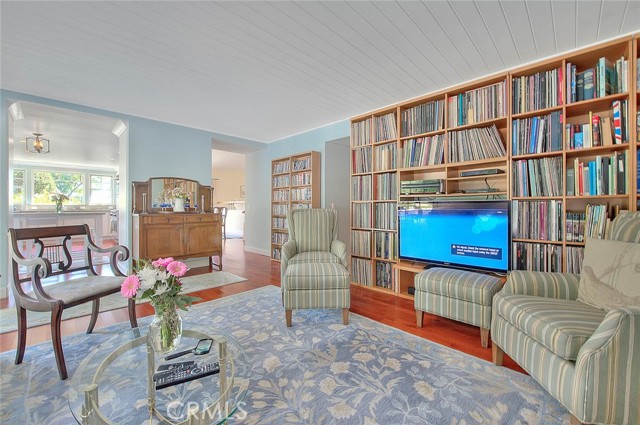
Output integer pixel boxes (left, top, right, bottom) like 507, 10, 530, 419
154, 361, 196, 381
155, 362, 221, 390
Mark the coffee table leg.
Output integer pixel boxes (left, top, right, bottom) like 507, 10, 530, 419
218, 339, 228, 418
81, 384, 104, 425
146, 338, 156, 416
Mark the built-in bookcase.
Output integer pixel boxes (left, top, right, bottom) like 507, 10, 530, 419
270, 151, 320, 261
350, 35, 639, 298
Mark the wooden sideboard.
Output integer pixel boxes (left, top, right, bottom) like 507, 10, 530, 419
132, 213, 222, 269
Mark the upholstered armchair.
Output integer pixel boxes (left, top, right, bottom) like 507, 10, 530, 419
280, 208, 350, 326
491, 212, 640, 425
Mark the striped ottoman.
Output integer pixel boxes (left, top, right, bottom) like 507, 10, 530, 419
282, 262, 350, 327
414, 267, 503, 347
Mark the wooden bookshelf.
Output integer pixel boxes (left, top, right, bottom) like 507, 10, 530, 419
270, 151, 320, 261
350, 34, 639, 298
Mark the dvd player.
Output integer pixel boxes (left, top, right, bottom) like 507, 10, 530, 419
459, 169, 504, 177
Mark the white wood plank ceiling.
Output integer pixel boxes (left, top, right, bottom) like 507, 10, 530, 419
1, 1, 638, 143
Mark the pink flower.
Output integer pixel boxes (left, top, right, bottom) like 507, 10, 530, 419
166, 260, 188, 277
121, 275, 140, 298
152, 257, 174, 268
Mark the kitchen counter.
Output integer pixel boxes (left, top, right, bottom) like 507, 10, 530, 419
13, 210, 110, 244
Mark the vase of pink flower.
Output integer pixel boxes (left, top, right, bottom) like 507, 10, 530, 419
121, 257, 199, 354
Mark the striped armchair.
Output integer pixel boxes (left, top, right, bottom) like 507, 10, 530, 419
281, 209, 350, 326
491, 212, 640, 425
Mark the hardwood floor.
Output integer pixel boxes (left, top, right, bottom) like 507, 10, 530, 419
0, 238, 523, 373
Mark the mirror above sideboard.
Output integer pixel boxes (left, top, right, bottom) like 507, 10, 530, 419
132, 177, 213, 214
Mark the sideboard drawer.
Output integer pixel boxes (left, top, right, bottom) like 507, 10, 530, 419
184, 214, 218, 223
142, 215, 184, 225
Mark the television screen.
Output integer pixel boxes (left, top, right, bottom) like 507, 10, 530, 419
398, 200, 510, 272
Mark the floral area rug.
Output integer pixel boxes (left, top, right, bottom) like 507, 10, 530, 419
0, 285, 568, 424
0, 271, 246, 333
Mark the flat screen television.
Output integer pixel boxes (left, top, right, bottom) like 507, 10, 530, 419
398, 200, 510, 273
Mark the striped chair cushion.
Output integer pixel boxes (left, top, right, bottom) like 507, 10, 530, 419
289, 209, 336, 253
414, 267, 503, 306
608, 211, 640, 243
504, 270, 579, 300
288, 251, 340, 265
494, 294, 606, 361
282, 262, 349, 291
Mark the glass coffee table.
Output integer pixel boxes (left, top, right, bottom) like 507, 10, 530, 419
69, 324, 249, 424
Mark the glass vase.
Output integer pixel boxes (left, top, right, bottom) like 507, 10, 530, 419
55, 201, 63, 213
148, 303, 183, 354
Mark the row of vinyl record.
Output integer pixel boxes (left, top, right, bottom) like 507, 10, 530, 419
401, 99, 445, 137
374, 203, 397, 230
272, 248, 282, 260
272, 189, 289, 202
272, 232, 289, 245
272, 204, 289, 215
447, 81, 506, 128
512, 156, 564, 197
511, 200, 563, 241
566, 100, 628, 150
374, 231, 396, 260
352, 118, 372, 147
291, 172, 312, 186
291, 188, 312, 201
566, 56, 628, 103
512, 242, 562, 273
374, 142, 397, 171
351, 175, 372, 201
565, 247, 584, 274
352, 146, 372, 174
401, 134, 445, 168
272, 175, 290, 188
375, 112, 397, 142
448, 124, 506, 163
272, 217, 288, 229
292, 157, 312, 171
272, 161, 290, 174
375, 262, 394, 289
512, 111, 563, 155
375, 173, 397, 201
567, 152, 628, 197
351, 258, 372, 287
567, 204, 611, 241
351, 230, 371, 258
512, 67, 562, 114
352, 203, 371, 229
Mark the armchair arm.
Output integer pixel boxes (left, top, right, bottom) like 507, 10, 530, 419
331, 240, 348, 268
9, 251, 59, 304
87, 240, 130, 277
572, 307, 640, 424
280, 240, 298, 279
503, 270, 580, 300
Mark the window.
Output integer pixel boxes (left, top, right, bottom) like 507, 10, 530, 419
12, 169, 25, 206
32, 170, 84, 205
90, 175, 114, 205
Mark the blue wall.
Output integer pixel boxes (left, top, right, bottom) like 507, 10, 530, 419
244, 121, 350, 254
0, 89, 260, 289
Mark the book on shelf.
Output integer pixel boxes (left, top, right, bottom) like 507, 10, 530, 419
511, 200, 563, 241
566, 100, 626, 149
401, 99, 445, 137
512, 156, 563, 197
570, 152, 627, 196
401, 134, 445, 168
447, 81, 506, 127
375, 112, 397, 142
512, 67, 563, 114
448, 124, 506, 163
512, 111, 563, 155
273, 161, 290, 174
512, 242, 562, 272
351, 118, 372, 147
567, 56, 627, 103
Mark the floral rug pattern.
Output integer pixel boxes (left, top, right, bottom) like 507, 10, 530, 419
0, 285, 568, 424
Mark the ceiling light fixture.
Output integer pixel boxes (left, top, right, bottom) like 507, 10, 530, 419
25, 132, 50, 154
